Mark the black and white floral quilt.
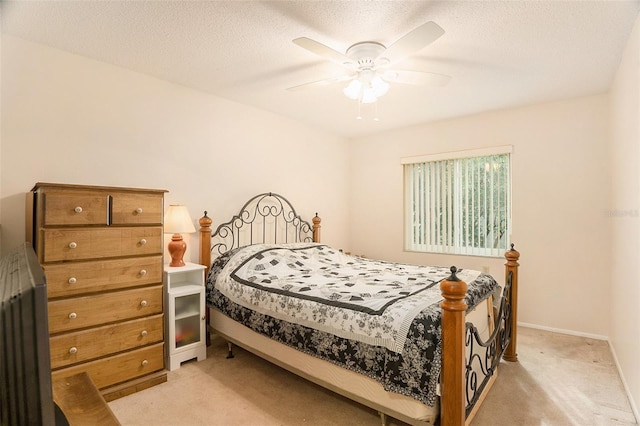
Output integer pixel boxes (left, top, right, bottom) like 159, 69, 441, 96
206, 243, 498, 406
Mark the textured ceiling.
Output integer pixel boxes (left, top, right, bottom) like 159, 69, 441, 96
2, 1, 639, 138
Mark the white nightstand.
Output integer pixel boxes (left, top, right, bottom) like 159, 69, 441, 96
164, 262, 207, 371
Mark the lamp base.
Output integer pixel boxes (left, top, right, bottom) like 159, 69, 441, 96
168, 234, 187, 267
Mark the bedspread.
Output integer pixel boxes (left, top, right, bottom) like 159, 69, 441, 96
206, 243, 498, 406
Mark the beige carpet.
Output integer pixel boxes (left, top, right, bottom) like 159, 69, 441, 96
109, 326, 637, 425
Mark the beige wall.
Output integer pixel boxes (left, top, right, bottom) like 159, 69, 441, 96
610, 13, 640, 419
0, 36, 350, 260
348, 94, 611, 338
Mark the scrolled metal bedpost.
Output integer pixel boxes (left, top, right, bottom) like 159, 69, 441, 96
312, 213, 321, 243
503, 243, 520, 362
440, 266, 468, 426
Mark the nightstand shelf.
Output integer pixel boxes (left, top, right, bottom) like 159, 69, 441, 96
164, 263, 207, 371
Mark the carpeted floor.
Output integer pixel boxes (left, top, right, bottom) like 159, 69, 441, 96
109, 326, 637, 425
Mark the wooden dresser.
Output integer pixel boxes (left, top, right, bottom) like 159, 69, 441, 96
26, 183, 168, 401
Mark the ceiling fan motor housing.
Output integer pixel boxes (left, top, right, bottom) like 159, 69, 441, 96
345, 41, 389, 70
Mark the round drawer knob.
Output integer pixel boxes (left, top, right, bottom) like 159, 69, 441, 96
140, 330, 148, 337
68, 312, 77, 319
140, 300, 148, 307
141, 359, 148, 367
68, 277, 77, 285
68, 347, 78, 355
139, 239, 147, 245
135, 208, 143, 214
139, 269, 147, 276
68, 242, 77, 249
74, 206, 83, 213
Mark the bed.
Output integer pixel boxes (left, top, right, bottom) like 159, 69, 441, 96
198, 193, 520, 426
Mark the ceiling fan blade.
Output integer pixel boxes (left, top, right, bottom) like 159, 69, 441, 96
377, 21, 445, 66
286, 75, 354, 92
383, 69, 451, 87
293, 37, 353, 67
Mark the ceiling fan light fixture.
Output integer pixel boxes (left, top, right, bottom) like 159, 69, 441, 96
361, 86, 379, 104
343, 74, 389, 104
371, 76, 389, 98
343, 79, 362, 100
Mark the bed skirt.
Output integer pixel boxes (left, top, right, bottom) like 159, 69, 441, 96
208, 297, 493, 426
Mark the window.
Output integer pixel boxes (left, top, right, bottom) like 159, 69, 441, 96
402, 146, 512, 257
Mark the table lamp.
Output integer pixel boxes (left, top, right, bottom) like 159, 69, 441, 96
164, 205, 196, 267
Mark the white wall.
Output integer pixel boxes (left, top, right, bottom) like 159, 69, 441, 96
349, 95, 611, 338
0, 36, 350, 260
609, 14, 640, 419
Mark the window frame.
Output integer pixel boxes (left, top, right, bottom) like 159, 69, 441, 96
402, 146, 513, 258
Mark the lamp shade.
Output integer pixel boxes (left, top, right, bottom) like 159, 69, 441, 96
164, 205, 196, 234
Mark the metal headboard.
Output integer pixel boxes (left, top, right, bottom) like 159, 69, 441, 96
208, 192, 317, 257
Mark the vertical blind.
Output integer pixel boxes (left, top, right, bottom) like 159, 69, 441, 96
403, 147, 512, 257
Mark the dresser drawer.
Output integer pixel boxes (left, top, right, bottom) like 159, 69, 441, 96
52, 343, 164, 390
48, 285, 163, 334
42, 192, 109, 226
44, 256, 162, 298
50, 314, 164, 369
111, 192, 163, 225
42, 227, 162, 262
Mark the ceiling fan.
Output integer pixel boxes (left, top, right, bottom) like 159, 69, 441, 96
287, 21, 451, 104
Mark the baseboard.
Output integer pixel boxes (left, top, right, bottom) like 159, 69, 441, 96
518, 322, 638, 423
517, 322, 609, 341
608, 343, 640, 423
